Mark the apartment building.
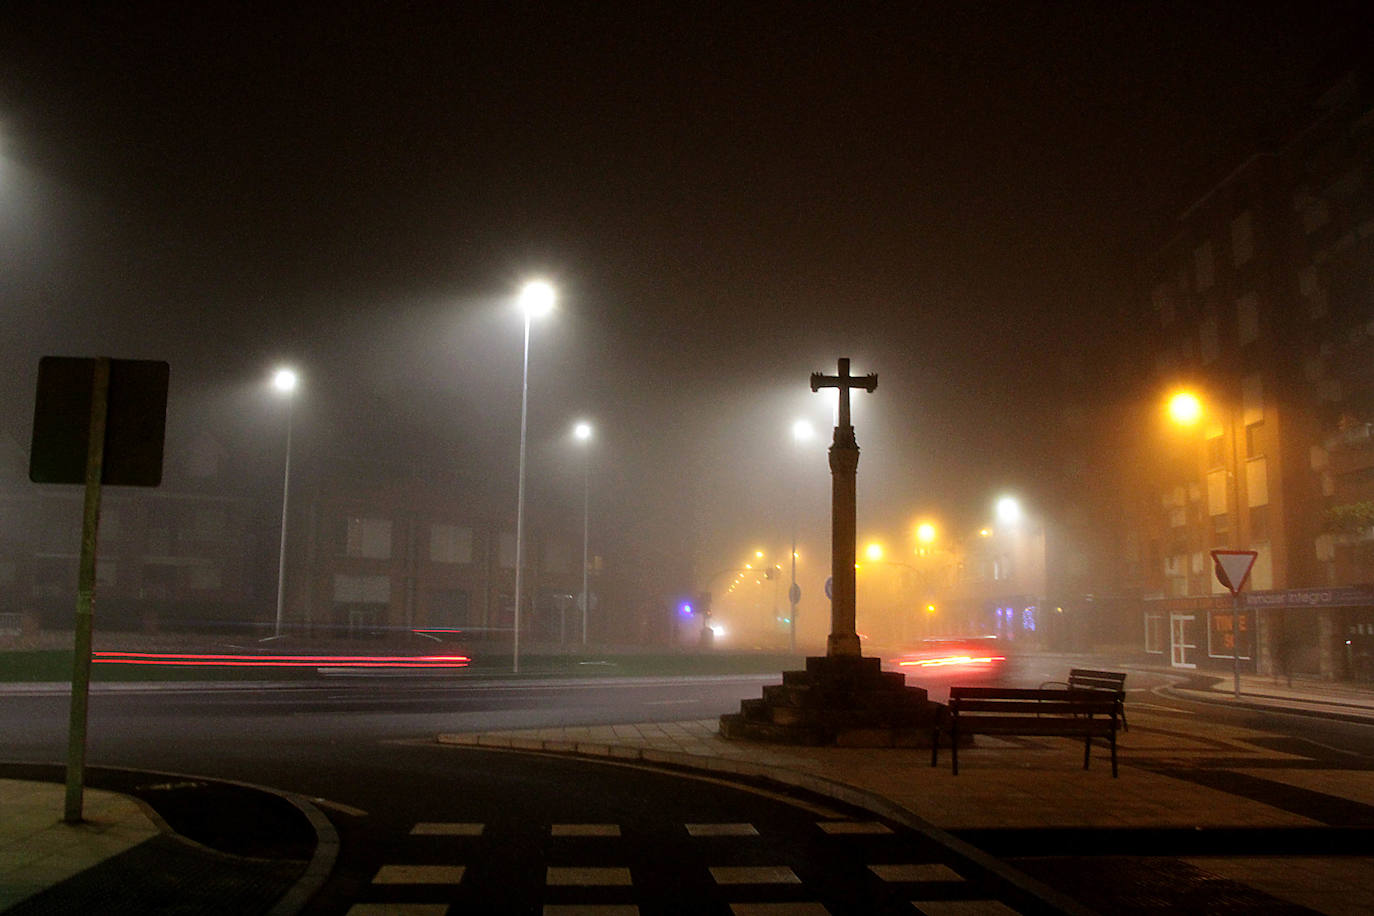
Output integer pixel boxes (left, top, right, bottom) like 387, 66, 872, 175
1130, 66, 1374, 681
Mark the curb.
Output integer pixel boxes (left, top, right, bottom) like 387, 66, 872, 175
1160, 686, 1374, 727
438, 732, 1098, 916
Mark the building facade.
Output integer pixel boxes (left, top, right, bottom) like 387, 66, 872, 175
1128, 66, 1374, 681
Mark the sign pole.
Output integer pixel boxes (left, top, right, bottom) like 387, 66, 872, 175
1211, 549, 1257, 704
1232, 589, 1241, 700
64, 357, 109, 824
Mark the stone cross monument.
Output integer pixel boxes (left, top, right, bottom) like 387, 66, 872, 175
720, 356, 944, 746
810, 357, 877, 658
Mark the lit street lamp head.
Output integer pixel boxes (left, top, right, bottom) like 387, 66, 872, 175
272, 367, 298, 394
518, 279, 556, 319
995, 495, 1022, 526
573, 420, 593, 442
1168, 390, 1203, 426
792, 419, 815, 442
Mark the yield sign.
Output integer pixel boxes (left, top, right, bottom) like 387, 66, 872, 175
1211, 549, 1258, 594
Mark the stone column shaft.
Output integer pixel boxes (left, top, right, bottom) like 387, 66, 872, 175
827, 429, 861, 657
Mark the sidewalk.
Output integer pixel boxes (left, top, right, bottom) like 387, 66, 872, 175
0, 771, 331, 916
0, 780, 160, 912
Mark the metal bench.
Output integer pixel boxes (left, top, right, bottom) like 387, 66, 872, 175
932, 686, 1120, 777
1041, 668, 1128, 731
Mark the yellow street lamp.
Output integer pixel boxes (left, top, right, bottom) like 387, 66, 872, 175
1168, 390, 1203, 427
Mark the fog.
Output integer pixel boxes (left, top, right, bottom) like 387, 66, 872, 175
1, 4, 1370, 654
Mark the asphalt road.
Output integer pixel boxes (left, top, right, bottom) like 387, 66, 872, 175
1, 671, 1053, 914
5, 659, 1374, 913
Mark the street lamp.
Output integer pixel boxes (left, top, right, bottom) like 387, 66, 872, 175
573, 420, 593, 647
271, 367, 298, 638
995, 495, 1022, 527
513, 280, 556, 674
1167, 388, 1246, 698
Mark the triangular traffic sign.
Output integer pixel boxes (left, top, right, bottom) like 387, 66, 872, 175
1211, 549, 1258, 594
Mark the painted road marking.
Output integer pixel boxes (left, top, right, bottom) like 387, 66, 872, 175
686, 823, 759, 836
710, 865, 801, 884
911, 900, 1021, 914
410, 822, 484, 835
371, 864, 466, 884
551, 823, 621, 836
818, 820, 892, 834
546, 866, 634, 886
869, 863, 965, 882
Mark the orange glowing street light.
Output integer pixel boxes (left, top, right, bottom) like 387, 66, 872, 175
1168, 390, 1204, 426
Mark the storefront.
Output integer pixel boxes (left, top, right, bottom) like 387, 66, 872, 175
1145, 586, 1374, 682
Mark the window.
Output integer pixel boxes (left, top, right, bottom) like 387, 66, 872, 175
1231, 210, 1254, 266
1249, 506, 1270, 542
333, 574, 390, 604
1246, 456, 1269, 507
342, 516, 391, 559
1242, 374, 1263, 426
430, 524, 473, 564
1199, 314, 1219, 364
1236, 294, 1259, 346
1194, 241, 1215, 290
1169, 507, 1187, 528
1207, 435, 1225, 469
1245, 421, 1264, 458
1207, 469, 1228, 517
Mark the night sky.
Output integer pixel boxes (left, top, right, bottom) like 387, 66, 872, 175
3, 3, 1373, 595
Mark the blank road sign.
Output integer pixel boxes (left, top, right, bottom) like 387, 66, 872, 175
29, 357, 169, 487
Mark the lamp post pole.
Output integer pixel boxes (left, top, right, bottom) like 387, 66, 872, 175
574, 421, 593, 646
272, 368, 298, 639
789, 419, 815, 655
513, 281, 555, 674
513, 314, 532, 673
1229, 404, 1244, 699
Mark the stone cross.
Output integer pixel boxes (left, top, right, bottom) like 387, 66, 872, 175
810, 358, 877, 657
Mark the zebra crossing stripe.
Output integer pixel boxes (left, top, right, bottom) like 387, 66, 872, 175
410, 822, 484, 835
686, 823, 758, 836
371, 864, 466, 884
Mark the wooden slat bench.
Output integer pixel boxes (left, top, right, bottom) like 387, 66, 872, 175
931, 686, 1120, 777
1041, 668, 1128, 731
